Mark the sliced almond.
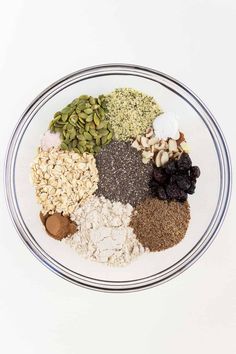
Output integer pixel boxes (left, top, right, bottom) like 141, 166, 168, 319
150, 145, 156, 153
168, 139, 178, 152
142, 150, 154, 159
174, 151, 182, 159
142, 157, 150, 164
148, 136, 159, 146
155, 150, 162, 167
180, 141, 190, 153
140, 136, 149, 148
156, 139, 166, 151
131, 139, 142, 151
145, 127, 154, 138
161, 151, 169, 165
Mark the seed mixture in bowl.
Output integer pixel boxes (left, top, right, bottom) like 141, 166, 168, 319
30, 88, 201, 266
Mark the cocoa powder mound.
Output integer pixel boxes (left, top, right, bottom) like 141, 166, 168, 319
40, 212, 77, 240
129, 198, 190, 251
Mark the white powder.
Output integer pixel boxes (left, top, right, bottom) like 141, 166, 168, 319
41, 130, 61, 151
64, 196, 144, 266
153, 112, 180, 140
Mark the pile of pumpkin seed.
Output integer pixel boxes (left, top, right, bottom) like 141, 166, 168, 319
49, 95, 113, 154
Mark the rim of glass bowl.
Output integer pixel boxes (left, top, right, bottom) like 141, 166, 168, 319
4, 63, 232, 293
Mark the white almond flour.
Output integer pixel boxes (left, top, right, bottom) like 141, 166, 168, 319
64, 196, 144, 266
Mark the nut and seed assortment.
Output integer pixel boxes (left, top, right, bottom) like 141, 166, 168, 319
30, 87, 201, 266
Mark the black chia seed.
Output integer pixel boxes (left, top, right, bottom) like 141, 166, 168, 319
95, 141, 153, 206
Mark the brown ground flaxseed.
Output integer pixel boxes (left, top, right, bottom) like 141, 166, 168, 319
129, 198, 190, 251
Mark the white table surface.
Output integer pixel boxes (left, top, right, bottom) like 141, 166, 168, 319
0, 1, 235, 353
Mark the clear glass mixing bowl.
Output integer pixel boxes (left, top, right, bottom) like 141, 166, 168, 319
5, 64, 232, 292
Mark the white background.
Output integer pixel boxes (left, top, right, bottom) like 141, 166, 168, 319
0, 1, 235, 353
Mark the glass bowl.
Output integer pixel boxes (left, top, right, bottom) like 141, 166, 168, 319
5, 64, 232, 292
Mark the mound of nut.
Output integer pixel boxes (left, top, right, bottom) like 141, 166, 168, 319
131, 128, 190, 166
31, 148, 99, 215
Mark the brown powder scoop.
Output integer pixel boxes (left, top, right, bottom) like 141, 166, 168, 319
40, 212, 77, 240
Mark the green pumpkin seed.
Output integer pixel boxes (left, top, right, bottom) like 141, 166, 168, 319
85, 123, 90, 132
77, 134, 85, 140
55, 120, 66, 126
84, 132, 92, 140
77, 145, 84, 153
106, 132, 113, 141
73, 147, 80, 153
65, 132, 71, 140
61, 113, 68, 122
70, 129, 76, 140
67, 123, 74, 131
61, 142, 68, 150
61, 106, 73, 115
94, 146, 101, 154
93, 113, 100, 126
99, 129, 109, 137
78, 117, 85, 124
101, 136, 107, 145
95, 137, 101, 145
54, 111, 61, 118
97, 121, 107, 130
89, 97, 95, 105
77, 102, 86, 110
78, 140, 86, 146
72, 139, 78, 148
84, 108, 93, 114
79, 95, 89, 100
89, 129, 98, 137
90, 121, 96, 129
97, 107, 105, 118
49, 120, 54, 129
69, 120, 77, 127
85, 115, 93, 122
69, 114, 78, 123
79, 112, 87, 119
71, 98, 80, 106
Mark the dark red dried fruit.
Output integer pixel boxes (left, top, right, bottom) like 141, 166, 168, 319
164, 160, 176, 175
156, 185, 168, 200
188, 182, 196, 194
176, 175, 191, 192
149, 152, 199, 202
166, 183, 187, 201
153, 167, 167, 184
177, 153, 192, 171
190, 166, 201, 179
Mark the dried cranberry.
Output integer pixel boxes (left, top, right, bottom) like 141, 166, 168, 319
153, 167, 167, 185
190, 166, 201, 179
176, 175, 191, 191
176, 153, 192, 171
156, 185, 167, 200
177, 189, 188, 202
169, 174, 177, 184
164, 160, 176, 175
166, 183, 181, 199
187, 182, 196, 194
